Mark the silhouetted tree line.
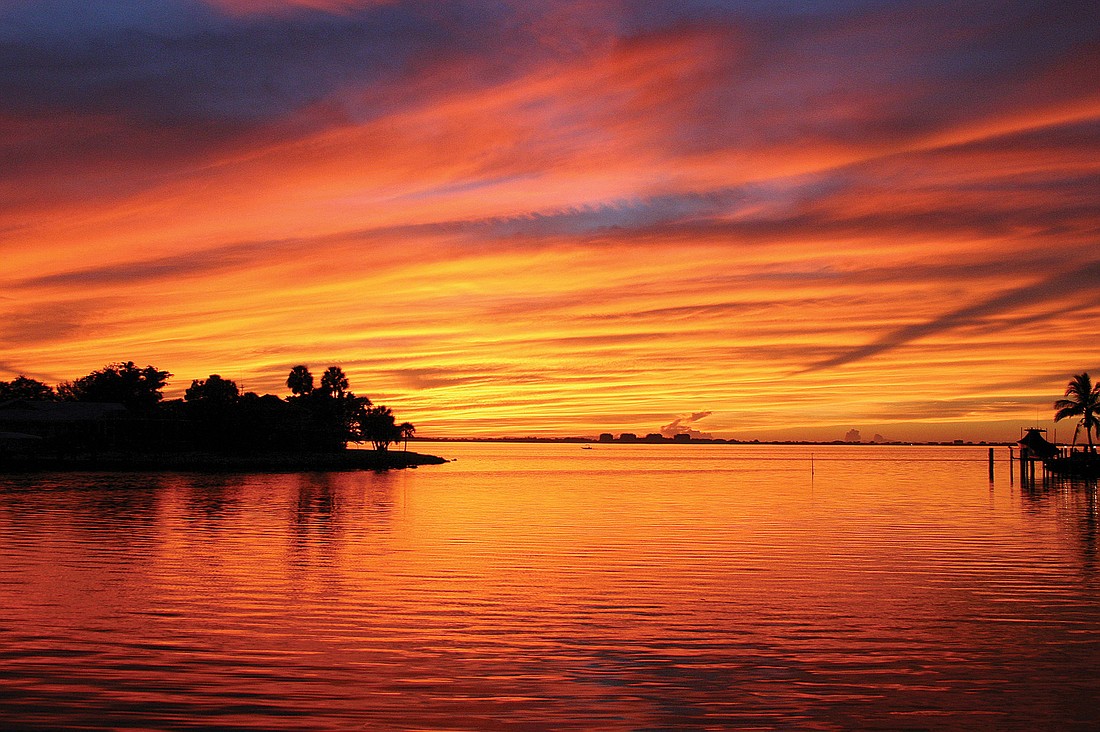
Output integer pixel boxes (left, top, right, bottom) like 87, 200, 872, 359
0, 362, 414, 453
0, 375, 58, 402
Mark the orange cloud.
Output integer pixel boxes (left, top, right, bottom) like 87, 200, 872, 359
2, 1, 1098, 440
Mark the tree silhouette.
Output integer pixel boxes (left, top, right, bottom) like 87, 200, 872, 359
398, 421, 415, 451
57, 362, 170, 414
358, 405, 401, 451
285, 365, 371, 451
320, 366, 349, 398
185, 374, 240, 406
184, 375, 241, 449
308, 392, 371, 451
287, 365, 314, 396
0, 375, 56, 401
1055, 372, 1100, 452
0, 359, 426, 461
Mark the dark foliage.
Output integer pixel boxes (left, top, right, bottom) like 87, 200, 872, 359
0, 375, 56, 401
320, 366, 349, 397
57, 361, 170, 414
292, 389, 372, 452
358, 405, 406, 452
12, 362, 412, 456
1054, 372, 1100, 451
286, 365, 314, 396
183, 375, 241, 450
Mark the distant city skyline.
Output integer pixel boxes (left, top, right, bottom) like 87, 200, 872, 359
2, 1, 1098, 442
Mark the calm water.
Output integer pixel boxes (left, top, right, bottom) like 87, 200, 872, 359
1, 444, 1097, 730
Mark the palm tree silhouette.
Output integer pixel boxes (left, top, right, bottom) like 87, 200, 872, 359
1054, 372, 1100, 453
287, 365, 314, 396
320, 366, 349, 397
398, 422, 415, 451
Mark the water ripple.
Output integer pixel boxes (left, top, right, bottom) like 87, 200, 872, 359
1, 444, 1098, 729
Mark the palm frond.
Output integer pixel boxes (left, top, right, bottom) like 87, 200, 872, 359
1065, 372, 1094, 399
1054, 372, 1100, 447
1054, 406, 1080, 422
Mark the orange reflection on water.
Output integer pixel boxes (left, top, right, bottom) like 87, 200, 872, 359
1, 445, 1098, 729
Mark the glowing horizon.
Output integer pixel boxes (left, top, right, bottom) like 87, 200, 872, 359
2, 1, 1098, 441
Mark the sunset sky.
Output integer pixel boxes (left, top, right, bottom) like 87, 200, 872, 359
2, 0, 1098, 440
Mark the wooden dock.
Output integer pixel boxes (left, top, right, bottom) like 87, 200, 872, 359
1010, 427, 1099, 486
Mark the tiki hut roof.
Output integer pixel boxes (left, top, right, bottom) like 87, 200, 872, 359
1017, 428, 1058, 459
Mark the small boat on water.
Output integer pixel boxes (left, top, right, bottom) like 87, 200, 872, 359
581, 445, 593, 450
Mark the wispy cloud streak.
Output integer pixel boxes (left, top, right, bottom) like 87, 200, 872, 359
1, 0, 1098, 440
801, 261, 1100, 374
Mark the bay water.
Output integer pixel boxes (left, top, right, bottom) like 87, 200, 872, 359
1, 443, 1097, 729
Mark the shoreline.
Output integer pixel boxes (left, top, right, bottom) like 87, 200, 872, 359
411, 437, 1015, 447
0, 450, 447, 474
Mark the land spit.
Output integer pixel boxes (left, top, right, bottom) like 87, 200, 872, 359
0, 450, 447, 474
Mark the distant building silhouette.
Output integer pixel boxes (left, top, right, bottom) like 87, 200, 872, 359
598, 433, 614, 442
618, 432, 638, 442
